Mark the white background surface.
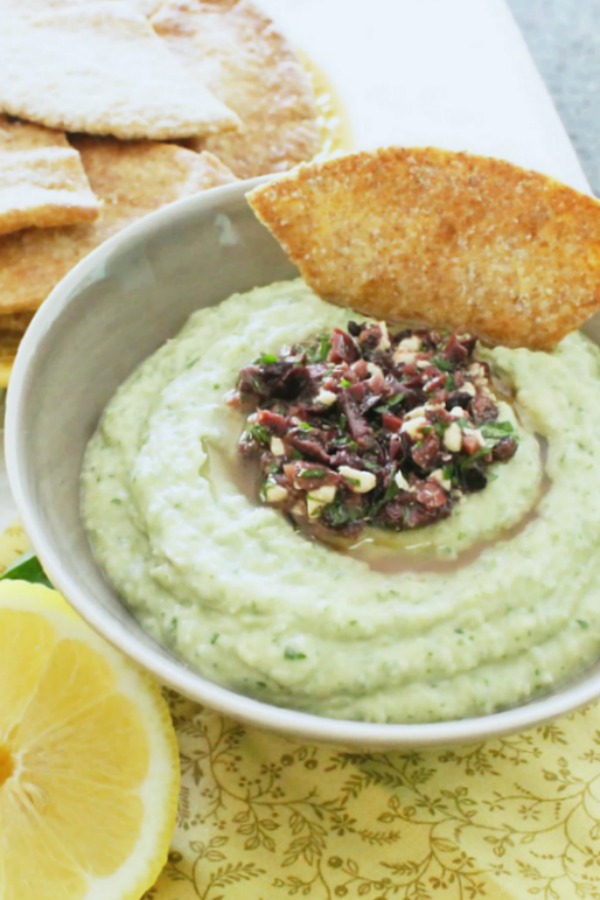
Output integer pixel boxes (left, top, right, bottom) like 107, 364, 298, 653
262, 0, 589, 189
0, 0, 590, 532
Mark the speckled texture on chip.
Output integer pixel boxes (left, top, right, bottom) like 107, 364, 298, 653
152, 0, 319, 178
0, 116, 99, 235
0, 3, 239, 140
248, 147, 600, 350
0, 141, 237, 314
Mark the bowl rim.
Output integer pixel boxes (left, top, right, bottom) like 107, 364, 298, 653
6, 178, 600, 749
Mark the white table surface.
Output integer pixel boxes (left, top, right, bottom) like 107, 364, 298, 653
0, 0, 590, 532
262, 0, 589, 191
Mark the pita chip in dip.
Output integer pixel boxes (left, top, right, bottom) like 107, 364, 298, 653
248, 147, 600, 350
79, 148, 600, 725
0, 116, 99, 235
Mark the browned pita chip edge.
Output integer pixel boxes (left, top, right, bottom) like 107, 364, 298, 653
0, 116, 99, 235
0, 140, 237, 318
152, 0, 319, 178
247, 147, 600, 351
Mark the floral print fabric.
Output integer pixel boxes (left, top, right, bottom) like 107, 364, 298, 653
147, 691, 600, 900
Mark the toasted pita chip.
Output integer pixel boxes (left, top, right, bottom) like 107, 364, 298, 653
248, 148, 600, 350
0, 329, 22, 388
0, 3, 239, 140
0, 116, 99, 236
152, 0, 319, 178
183, 148, 239, 188
0, 141, 237, 314
0, 311, 35, 336
0, 312, 34, 386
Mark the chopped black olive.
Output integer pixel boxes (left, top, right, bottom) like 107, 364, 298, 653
229, 324, 518, 539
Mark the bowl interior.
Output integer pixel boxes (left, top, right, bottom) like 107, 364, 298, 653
8, 180, 600, 749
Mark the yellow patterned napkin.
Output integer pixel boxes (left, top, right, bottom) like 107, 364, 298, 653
1, 527, 596, 898
146, 691, 600, 900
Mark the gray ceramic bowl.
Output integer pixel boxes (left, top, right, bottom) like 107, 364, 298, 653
7, 179, 600, 749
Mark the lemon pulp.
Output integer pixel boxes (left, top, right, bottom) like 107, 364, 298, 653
0, 582, 180, 900
0, 746, 13, 786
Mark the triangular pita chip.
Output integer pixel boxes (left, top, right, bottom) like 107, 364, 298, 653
152, 0, 319, 177
0, 3, 239, 139
0, 116, 99, 236
248, 147, 600, 350
0, 140, 237, 314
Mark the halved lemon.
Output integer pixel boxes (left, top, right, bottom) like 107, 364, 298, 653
0, 580, 180, 899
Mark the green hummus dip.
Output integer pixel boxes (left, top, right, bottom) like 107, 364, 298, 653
81, 280, 600, 723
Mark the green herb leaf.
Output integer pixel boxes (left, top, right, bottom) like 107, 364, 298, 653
453, 417, 469, 429
442, 464, 454, 482
306, 335, 332, 364
255, 352, 279, 365
248, 423, 271, 444
0, 555, 52, 588
458, 448, 491, 469
370, 480, 400, 516
480, 420, 516, 441
335, 436, 358, 450
432, 355, 454, 372
297, 421, 314, 432
362, 459, 381, 473
375, 392, 405, 414
323, 494, 364, 527
299, 468, 327, 479
387, 392, 405, 408
284, 647, 307, 660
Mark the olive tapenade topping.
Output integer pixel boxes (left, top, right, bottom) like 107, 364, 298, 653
228, 323, 518, 538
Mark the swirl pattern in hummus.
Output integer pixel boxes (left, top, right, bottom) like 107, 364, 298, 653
81, 281, 600, 723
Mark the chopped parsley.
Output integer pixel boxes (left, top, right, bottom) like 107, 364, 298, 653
298, 468, 327, 479
248, 423, 271, 444
306, 335, 332, 363
255, 352, 279, 365
284, 647, 307, 660
480, 420, 517, 440
432, 355, 454, 372
232, 323, 518, 538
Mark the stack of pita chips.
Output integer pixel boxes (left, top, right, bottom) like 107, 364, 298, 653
0, 0, 320, 384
